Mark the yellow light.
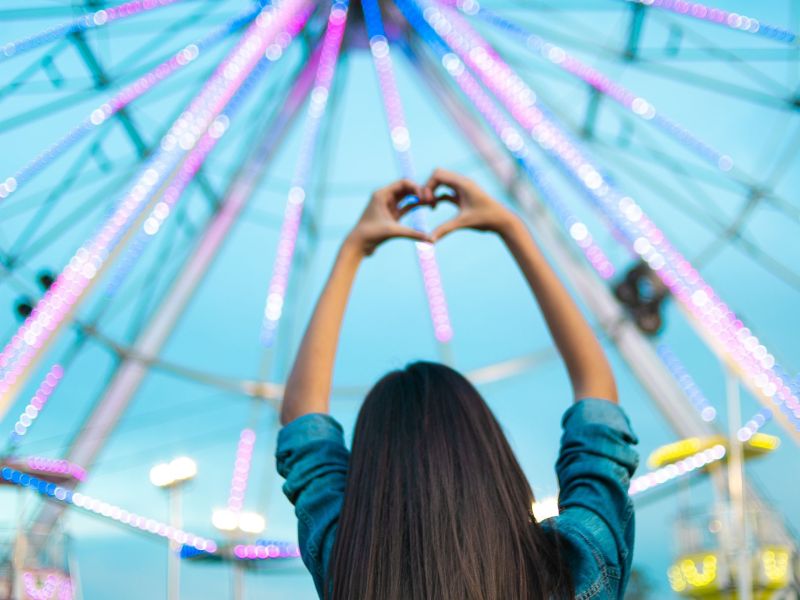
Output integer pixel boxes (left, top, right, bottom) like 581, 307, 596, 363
648, 437, 724, 468
669, 553, 719, 592
760, 546, 790, 588
746, 433, 780, 452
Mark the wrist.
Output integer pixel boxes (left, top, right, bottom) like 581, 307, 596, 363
341, 231, 368, 260
495, 211, 524, 240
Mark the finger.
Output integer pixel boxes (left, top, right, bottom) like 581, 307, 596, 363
397, 196, 436, 217
389, 225, 433, 243
432, 193, 459, 207
430, 217, 465, 242
382, 179, 421, 203
424, 168, 467, 195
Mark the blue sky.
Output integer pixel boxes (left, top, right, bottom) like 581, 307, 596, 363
1, 1, 799, 597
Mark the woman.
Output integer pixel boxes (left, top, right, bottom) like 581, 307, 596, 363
276, 170, 639, 599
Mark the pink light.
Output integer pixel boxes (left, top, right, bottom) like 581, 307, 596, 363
624, 0, 796, 43
1, 0, 186, 63
0, 0, 312, 406
25, 457, 86, 481
433, 48, 615, 280
446, 0, 733, 171
233, 542, 300, 560
420, 3, 800, 434
22, 570, 73, 600
75, 490, 218, 551
227, 428, 256, 512
0, 44, 201, 202
261, 1, 349, 346
629, 444, 726, 496
364, 15, 454, 343
9, 364, 64, 444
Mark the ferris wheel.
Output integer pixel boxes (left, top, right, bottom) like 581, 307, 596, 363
0, 0, 799, 598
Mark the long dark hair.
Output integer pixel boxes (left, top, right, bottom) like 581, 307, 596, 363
328, 361, 572, 599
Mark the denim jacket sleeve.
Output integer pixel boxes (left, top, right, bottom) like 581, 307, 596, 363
545, 398, 639, 599
275, 413, 350, 598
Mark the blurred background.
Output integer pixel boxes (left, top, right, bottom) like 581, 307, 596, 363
0, 0, 798, 598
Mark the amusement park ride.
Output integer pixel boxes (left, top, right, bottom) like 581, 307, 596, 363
0, 0, 798, 598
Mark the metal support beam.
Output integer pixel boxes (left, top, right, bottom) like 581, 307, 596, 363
69, 31, 149, 158
581, 86, 602, 139
624, 3, 646, 61
69, 27, 222, 210
27, 56, 319, 542
408, 41, 796, 547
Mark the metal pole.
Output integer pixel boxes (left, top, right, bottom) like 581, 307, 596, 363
167, 485, 182, 600
232, 560, 244, 600
26, 52, 320, 544
406, 38, 799, 548
726, 370, 752, 599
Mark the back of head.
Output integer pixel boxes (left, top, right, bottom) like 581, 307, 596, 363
328, 361, 571, 599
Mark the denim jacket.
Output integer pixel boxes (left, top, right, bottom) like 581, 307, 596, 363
276, 398, 639, 599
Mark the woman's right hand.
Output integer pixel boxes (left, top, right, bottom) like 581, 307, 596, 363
421, 168, 518, 242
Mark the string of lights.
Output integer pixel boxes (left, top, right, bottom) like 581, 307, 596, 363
401, 0, 800, 440
0, 0, 313, 408
8, 364, 64, 448
0, 465, 218, 553
227, 428, 256, 512
103, 7, 311, 297
22, 571, 73, 600
25, 456, 87, 482
233, 541, 301, 560
361, 0, 454, 343
403, 7, 616, 279
447, 0, 734, 171
622, 0, 798, 44
656, 344, 717, 422
260, 0, 350, 347
0, 1, 270, 204
628, 443, 726, 495
0, 0, 187, 62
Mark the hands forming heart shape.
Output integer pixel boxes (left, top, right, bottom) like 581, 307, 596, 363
348, 168, 517, 256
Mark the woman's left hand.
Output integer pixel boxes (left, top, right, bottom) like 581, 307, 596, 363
346, 179, 432, 256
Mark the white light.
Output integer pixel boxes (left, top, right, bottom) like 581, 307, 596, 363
238, 511, 266, 534
149, 463, 174, 488
150, 456, 197, 487
170, 456, 198, 482
212, 508, 238, 531
531, 496, 559, 522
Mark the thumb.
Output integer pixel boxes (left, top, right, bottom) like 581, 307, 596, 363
390, 225, 433, 244
430, 217, 464, 242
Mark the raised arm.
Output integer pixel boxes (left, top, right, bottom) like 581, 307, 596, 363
424, 169, 617, 403
280, 180, 431, 425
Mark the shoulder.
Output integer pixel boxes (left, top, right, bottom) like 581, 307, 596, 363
542, 516, 624, 600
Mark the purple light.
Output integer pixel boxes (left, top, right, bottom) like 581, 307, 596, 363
227, 428, 256, 512
0, 0, 312, 406
736, 407, 772, 442
22, 570, 73, 600
410, 1, 800, 436
1, 465, 218, 553
362, 0, 454, 343
233, 542, 301, 560
427, 42, 615, 280
261, 1, 349, 346
628, 444, 726, 495
448, 0, 734, 171
9, 364, 64, 445
26, 456, 86, 482
623, 0, 797, 44
657, 344, 716, 421
1, 0, 186, 62
0, 2, 271, 203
